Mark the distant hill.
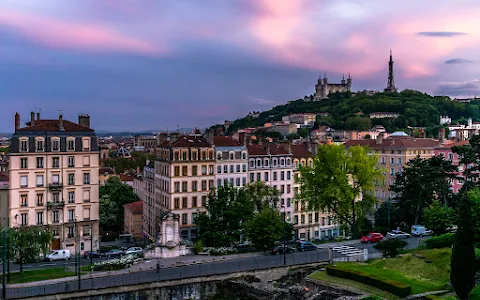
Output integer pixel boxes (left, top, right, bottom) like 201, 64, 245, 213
227, 90, 479, 137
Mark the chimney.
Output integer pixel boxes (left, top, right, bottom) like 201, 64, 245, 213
36, 111, 40, 121
265, 141, 270, 155
30, 112, 35, 126
59, 114, 64, 131
376, 132, 385, 144
285, 141, 292, 153
409, 128, 415, 137
78, 114, 91, 128
15, 112, 20, 131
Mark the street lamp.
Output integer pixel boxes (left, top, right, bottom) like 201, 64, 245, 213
74, 215, 81, 290
281, 205, 287, 266
90, 222, 93, 266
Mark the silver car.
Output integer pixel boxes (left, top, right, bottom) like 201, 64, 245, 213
387, 230, 411, 239
124, 247, 143, 256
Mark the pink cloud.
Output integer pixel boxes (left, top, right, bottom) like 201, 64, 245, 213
0, 9, 164, 55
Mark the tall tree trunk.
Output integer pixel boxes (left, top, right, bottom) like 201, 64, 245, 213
351, 200, 357, 238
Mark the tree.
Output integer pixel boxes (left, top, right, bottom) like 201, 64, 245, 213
196, 185, 255, 247
423, 200, 454, 235
374, 239, 408, 258
297, 144, 382, 238
10, 227, 50, 273
245, 207, 293, 251
374, 201, 400, 230
99, 176, 139, 232
345, 116, 372, 131
244, 181, 280, 212
450, 189, 476, 299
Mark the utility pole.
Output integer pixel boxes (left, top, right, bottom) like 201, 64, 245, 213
89, 222, 93, 266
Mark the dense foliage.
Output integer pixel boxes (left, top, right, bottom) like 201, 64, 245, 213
297, 144, 382, 238
374, 239, 408, 258
423, 200, 454, 235
228, 90, 478, 135
245, 207, 293, 251
103, 152, 155, 174
8, 227, 51, 273
99, 177, 140, 233
424, 233, 454, 249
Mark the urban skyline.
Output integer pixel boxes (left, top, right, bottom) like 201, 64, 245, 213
0, 0, 479, 132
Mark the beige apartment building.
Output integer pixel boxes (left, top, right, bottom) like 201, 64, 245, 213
9, 112, 99, 254
133, 161, 156, 241
155, 134, 215, 241
345, 131, 440, 207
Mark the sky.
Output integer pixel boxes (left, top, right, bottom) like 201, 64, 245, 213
1, 0, 479, 132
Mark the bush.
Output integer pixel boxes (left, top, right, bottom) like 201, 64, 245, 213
326, 266, 411, 298
374, 239, 408, 258
194, 240, 204, 254
424, 233, 454, 249
93, 256, 135, 271
203, 247, 238, 256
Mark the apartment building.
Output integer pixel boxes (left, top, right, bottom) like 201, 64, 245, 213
155, 135, 215, 241
123, 200, 143, 239
213, 136, 248, 188
9, 112, 99, 253
247, 142, 294, 220
345, 131, 440, 206
434, 140, 469, 194
133, 161, 156, 240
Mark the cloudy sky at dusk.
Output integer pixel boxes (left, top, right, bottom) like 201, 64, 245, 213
1, 0, 479, 132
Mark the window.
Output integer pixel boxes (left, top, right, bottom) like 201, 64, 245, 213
20, 158, 28, 169
281, 171, 285, 180
36, 193, 44, 206
83, 225, 90, 236
294, 215, 298, 224
182, 152, 187, 160
397, 158, 402, 165
223, 165, 228, 173
242, 177, 246, 186
53, 192, 60, 202
192, 181, 198, 191
201, 165, 207, 175
192, 213, 198, 224
287, 198, 291, 207
174, 182, 180, 192
192, 196, 197, 208
301, 215, 305, 224
273, 172, 277, 181
448, 153, 454, 161
192, 151, 197, 160
249, 160, 254, 168
52, 157, 60, 168
36, 175, 44, 187
67, 139, 75, 151
182, 214, 188, 225
390, 168, 394, 175
82, 138, 90, 151
174, 198, 180, 209
83, 156, 90, 166
287, 171, 291, 180
53, 211, 59, 223
36, 212, 43, 225
264, 172, 269, 181
20, 175, 28, 188
390, 157, 394, 164
67, 227, 74, 238
315, 213, 319, 222
52, 139, 60, 151
68, 173, 75, 185
287, 184, 291, 194
202, 196, 207, 207
236, 178, 240, 186
182, 166, 188, 176
254, 172, 259, 181
35, 157, 43, 168
280, 185, 285, 194
20, 213, 28, 225
36, 139, 44, 152
209, 180, 214, 190
201, 180, 207, 191
68, 209, 75, 222
182, 197, 187, 209
68, 191, 75, 203
192, 166, 198, 176
20, 194, 28, 207
83, 173, 90, 184
309, 213, 313, 223
380, 157, 386, 164
250, 173, 254, 182
217, 165, 222, 174
230, 165, 234, 173
52, 174, 59, 184
322, 217, 325, 226
209, 165, 214, 175
20, 139, 28, 152
83, 190, 90, 202
174, 166, 180, 176
242, 164, 246, 172
68, 156, 75, 167
182, 181, 187, 192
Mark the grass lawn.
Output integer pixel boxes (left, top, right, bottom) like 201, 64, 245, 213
310, 248, 452, 296
2, 268, 78, 284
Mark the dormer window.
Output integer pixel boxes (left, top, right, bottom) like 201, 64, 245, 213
256, 159, 262, 167
208, 150, 214, 160
20, 138, 28, 152
264, 159, 269, 167
192, 151, 198, 160
36, 139, 44, 152
286, 158, 291, 166
82, 137, 90, 151
52, 138, 60, 152
242, 152, 247, 160
67, 138, 75, 151
229, 152, 234, 160
280, 159, 285, 166
217, 152, 222, 160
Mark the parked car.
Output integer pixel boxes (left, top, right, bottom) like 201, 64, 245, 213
360, 233, 384, 243
83, 251, 101, 259
46, 250, 71, 261
103, 249, 124, 258
271, 245, 295, 255
124, 247, 143, 256
296, 241, 317, 251
411, 225, 433, 236
387, 230, 411, 239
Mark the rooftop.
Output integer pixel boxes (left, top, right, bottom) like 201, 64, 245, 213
345, 136, 440, 150
247, 143, 291, 156
213, 136, 241, 147
159, 135, 212, 148
18, 119, 93, 133
124, 200, 143, 214
290, 144, 313, 159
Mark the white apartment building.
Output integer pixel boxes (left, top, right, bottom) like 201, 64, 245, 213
155, 134, 215, 241
133, 160, 156, 241
213, 136, 248, 188
9, 112, 99, 254
247, 142, 294, 221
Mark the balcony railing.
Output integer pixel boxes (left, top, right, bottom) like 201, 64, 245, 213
36, 202, 44, 206
47, 201, 65, 209
48, 183, 63, 190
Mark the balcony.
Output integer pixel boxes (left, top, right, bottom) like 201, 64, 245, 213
36, 202, 44, 206
47, 201, 65, 209
48, 183, 63, 190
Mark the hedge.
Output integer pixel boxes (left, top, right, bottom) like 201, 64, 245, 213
326, 266, 411, 298
424, 233, 454, 249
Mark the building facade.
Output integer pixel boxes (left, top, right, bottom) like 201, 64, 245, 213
155, 135, 215, 241
213, 136, 248, 189
247, 142, 294, 221
9, 112, 99, 254
314, 74, 352, 100
133, 162, 156, 240
124, 200, 143, 239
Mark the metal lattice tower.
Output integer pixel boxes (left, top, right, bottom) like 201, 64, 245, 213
384, 50, 397, 92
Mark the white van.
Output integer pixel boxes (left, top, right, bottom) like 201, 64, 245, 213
411, 225, 433, 236
46, 250, 71, 261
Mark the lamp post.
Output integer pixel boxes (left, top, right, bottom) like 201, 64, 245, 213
281, 205, 287, 266
90, 222, 93, 266
74, 216, 81, 290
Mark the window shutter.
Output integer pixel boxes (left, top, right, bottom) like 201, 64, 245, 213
20, 176, 27, 186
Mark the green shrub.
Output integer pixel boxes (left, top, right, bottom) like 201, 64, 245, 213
424, 233, 454, 249
326, 266, 411, 298
193, 240, 204, 254
374, 239, 408, 258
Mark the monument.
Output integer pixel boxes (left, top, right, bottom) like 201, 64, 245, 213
144, 211, 191, 259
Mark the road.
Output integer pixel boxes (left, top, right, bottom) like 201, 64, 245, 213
10, 236, 426, 272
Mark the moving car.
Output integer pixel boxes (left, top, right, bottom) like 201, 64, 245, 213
296, 241, 317, 251
360, 233, 384, 243
83, 251, 101, 259
46, 250, 71, 261
411, 225, 433, 236
271, 245, 295, 255
103, 249, 124, 258
387, 230, 411, 239
124, 247, 143, 256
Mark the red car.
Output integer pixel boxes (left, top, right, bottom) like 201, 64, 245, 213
361, 233, 384, 243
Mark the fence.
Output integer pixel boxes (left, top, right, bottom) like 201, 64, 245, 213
4, 250, 329, 299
